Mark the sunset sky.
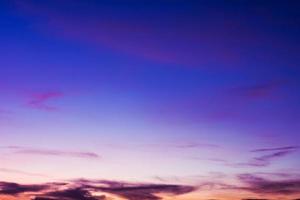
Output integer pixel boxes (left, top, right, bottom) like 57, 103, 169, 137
0, 0, 300, 200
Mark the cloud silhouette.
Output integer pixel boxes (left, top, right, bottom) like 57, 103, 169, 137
33, 188, 105, 200
0, 181, 47, 196
93, 184, 195, 200
4, 146, 100, 159
238, 174, 300, 195
0, 179, 196, 200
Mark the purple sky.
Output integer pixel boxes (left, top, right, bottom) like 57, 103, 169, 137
0, 1, 300, 200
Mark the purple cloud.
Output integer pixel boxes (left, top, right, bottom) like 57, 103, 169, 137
26, 91, 64, 111
0, 179, 196, 200
12, 0, 290, 69
238, 174, 300, 195
251, 146, 299, 152
5, 146, 100, 159
230, 80, 288, 100
0, 181, 47, 196
33, 188, 104, 200
235, 146, 299, 167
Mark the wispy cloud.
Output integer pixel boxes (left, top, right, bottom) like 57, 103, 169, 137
4, 146, 100, 159
194, 146, 299, 168
169, 142, 220, 149
25, 91, 64, 111
230, 80, 288, 100
251, 146, 299, 152
241, 146, 299, 167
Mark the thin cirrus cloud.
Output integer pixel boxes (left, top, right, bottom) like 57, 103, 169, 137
0, 179, 196, 200
242, 146, 299, 167
4, 146, 100, 159
194, 146, 299, 168
251, 146, 299, 152
12, 0, 299, 69
25, 91, 64, 111
229, 80, 288, 100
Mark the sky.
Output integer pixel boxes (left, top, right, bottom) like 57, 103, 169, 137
0, 0, 300, 199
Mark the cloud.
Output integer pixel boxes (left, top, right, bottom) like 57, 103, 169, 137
11, 0, 277, 69
0, 182, 47, 196
236, 146, 299, 167
33, 188, 104, 200
26, 91, 64, 111
230, 80, 288, 100
193, 147, 297, 168
0, 179, 196, 200
75, 179, 196, 200
4, 146, 100, 159
244, 150, 295, 167
169, 142, 220, 149
93, 184, 195, 200
251, 146, 299, 152
238, 174, 300, 195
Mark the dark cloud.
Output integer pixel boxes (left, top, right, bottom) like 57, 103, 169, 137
238, 174, 300, 195
0, 181, 47, 195
93, 184, 195, 200
0, 179, 195, 200
34, 188, 105, 200
80, 179, 196, 200
4, 146, 100, 159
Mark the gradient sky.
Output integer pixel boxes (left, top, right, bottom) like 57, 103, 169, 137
0, 0, 300, 200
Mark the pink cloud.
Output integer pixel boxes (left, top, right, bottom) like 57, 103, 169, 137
26, 91, 64, 111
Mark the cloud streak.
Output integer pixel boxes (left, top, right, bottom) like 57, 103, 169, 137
236, 146, 299, 167
26, 91, 64, 111
230, 80, 288, 100
4, 146, 100, 159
